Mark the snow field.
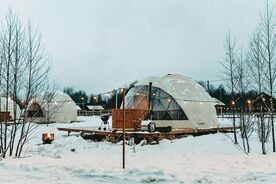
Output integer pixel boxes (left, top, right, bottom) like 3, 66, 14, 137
0, 116, 276, 183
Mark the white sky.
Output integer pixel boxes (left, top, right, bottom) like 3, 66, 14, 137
0, 0, 270, 93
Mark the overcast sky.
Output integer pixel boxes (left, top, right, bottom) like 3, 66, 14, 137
0, 0, 270, 94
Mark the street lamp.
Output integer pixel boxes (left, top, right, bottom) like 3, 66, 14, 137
93, 96, 97, 104
81, 97, 85, 109
247, 99, 251, 112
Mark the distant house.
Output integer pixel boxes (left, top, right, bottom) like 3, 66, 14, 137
77, 105, 106, 116
212, 97, 226, 107
252, 92, 276, 112
75, 105, 82, 115
76, 105, 81, 111
87, 105, 104, 111
212, 97, 226, 115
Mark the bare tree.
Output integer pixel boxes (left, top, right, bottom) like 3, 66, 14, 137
0, 10, 17, 158
247, 29, 271, 154
15, 22, 51, 157
254, 95, 271, 154
258, 0, 276, 152
0, 10, 52, 158
221, 31, 238, 144
0, 37, 4, 155
221, 32, 258, 153
9, 14, 25, 156
258, 113, 271, 154
236, 49, 253, 153
247, 29, 264, 93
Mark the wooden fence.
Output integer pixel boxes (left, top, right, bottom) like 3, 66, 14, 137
77, 109, 112, 116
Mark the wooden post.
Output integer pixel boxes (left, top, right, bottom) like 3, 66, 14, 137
115, 89, 118, 109
122, 88, 126, 169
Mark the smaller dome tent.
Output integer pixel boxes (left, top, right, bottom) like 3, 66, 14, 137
124, 74, 218, 129
27, 91, 77, 123
0, 97, 21, 120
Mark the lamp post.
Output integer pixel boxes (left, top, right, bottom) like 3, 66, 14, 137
231, 100, 235, 113
81, 97, 85, 115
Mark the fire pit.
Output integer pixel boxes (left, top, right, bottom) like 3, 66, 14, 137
42, 133, 54, 144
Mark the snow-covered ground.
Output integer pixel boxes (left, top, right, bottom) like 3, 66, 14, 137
0, 116, 276, 184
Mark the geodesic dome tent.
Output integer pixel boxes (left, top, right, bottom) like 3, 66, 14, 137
0, 97, 21, 120
27, 91, 77, 123
124, 74, 218, 129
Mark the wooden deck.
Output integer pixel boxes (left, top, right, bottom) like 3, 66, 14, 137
57, 126, 235, 143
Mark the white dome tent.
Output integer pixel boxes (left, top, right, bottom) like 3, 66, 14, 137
124, 74, 218, 129
0, 97, 21, 121
27, 91, 77, 123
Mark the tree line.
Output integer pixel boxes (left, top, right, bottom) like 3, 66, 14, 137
198, 81, 258, 108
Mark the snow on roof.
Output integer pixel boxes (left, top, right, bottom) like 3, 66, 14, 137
76, 105, 81, 110
87, 105, 104, 110
212, 97, 226, 106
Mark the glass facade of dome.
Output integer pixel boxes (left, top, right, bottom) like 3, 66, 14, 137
124, 85, 188, 120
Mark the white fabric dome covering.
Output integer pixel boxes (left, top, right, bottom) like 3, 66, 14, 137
124, 74, 218, 129
28, 91, 77, 123
0, 97, 21, 120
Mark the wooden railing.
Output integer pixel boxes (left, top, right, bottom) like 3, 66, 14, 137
77, 109, 112, 116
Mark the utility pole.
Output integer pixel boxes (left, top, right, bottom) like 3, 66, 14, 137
122, 88, 125, 169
